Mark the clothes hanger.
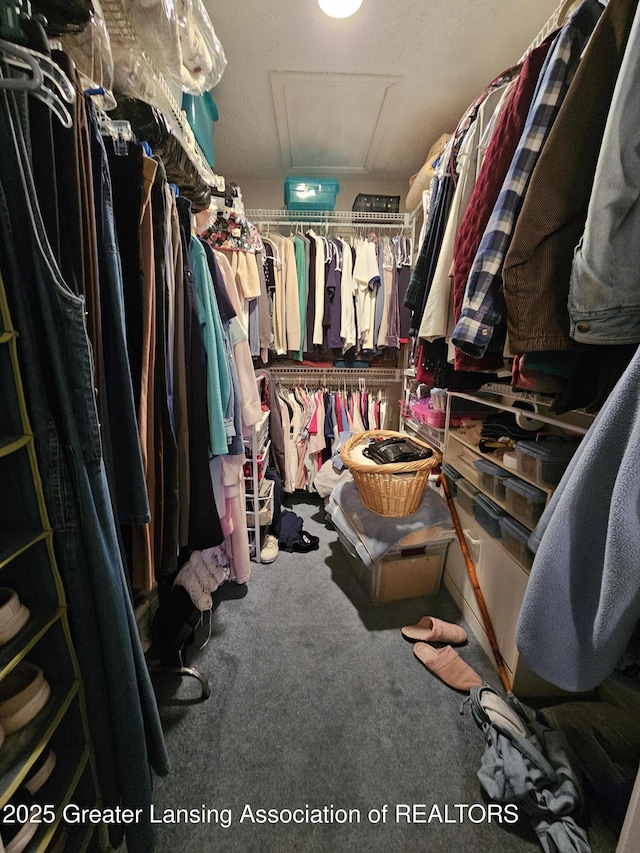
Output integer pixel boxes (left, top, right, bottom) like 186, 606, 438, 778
0, 40, 75, 104
0, 39, 42, 90
0, 39, 74, 126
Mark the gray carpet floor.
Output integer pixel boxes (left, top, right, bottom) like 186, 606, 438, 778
151, 494, 619, 853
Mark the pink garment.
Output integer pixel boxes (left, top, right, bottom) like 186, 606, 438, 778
221, 456, 251, 583
308, 392, 326, 458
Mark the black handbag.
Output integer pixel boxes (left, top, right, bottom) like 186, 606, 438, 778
363, 436, 433, 465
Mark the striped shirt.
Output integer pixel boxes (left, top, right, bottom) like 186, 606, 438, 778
451, 0, 604, 358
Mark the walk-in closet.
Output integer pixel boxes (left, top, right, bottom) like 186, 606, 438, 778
0, 1, 639, 852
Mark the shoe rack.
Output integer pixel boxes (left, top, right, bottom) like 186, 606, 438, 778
0, 273, 102, 851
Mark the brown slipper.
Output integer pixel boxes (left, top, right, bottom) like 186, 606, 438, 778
401, 616, 467, 645
413, 642, 483, 692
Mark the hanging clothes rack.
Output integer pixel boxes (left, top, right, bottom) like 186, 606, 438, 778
245, 208, 416, 248
269, 365, 402, 387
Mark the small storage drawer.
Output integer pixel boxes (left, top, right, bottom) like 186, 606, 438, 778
514, 439, 579, 487
499, 515, 534, 570
473, 458, 513, 502
441, 463, 463, 497
503, 477, 546, 528
456, 479, 479, 517
474, 493, 506, 538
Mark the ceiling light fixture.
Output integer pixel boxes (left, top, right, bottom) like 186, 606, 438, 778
318, 0, 363, 19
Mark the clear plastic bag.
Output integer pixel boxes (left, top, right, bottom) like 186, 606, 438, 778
60, 0, 115, 102
122, 0, 226, 94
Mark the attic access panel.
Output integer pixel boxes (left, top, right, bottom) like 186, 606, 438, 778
271, 71, 401, 175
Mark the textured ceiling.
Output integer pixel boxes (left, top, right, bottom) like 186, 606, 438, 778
203, 0, 561, 182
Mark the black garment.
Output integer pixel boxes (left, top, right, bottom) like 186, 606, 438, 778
86, 99, 150, 529
151, 161, 180, 576
305, 233, 317, 355
199, 238, 236, 323
176, 196, 224, 550
255, 369, 287, 485
278, 509, 304, 550
107, 141, 145, 410
264, 468, 283, 539
51, 51, 82, 296
22, 18, 60, 265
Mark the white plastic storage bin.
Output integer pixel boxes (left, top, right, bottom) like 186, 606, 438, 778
473, 458, 513, 502
514, 440, 579, 487
499, 515, 534, 570
503, 477, 546, 528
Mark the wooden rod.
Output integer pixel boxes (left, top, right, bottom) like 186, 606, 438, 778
439, 473, 513, 694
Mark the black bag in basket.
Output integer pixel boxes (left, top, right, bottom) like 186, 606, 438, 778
363, 436, 433, 465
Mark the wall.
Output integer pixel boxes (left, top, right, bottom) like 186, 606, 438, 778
233, 176, 409, 213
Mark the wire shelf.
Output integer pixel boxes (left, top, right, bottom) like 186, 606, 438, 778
244, 208, 412, 231
266, 365, 402, 386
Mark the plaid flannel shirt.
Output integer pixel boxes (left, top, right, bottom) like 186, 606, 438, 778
452, 0, 604, 358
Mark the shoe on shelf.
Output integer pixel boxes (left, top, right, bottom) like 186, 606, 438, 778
0, 588, 30, 646
0, 661, 51, 735
260, 534, 279, 564
23, 748, 56, 795
1, 786, 38, 853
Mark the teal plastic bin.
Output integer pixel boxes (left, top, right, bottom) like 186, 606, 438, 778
284, 177, 339, 211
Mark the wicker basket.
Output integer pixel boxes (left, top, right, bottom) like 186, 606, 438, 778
340, 430, 441, 517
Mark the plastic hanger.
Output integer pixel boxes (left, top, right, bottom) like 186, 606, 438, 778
0, 39, 74, 126
0, 39, 42, 90
1, 41, 75, 105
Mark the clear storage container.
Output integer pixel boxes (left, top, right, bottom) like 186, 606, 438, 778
285, 177, 339, 211
499, 515, 534, 569
474, 493, 507, 538
514, 440, 579, 487
441, 463, 463, 497
456, 479, 479, 517
504, 477, 546, 528
473, 459, 513, 502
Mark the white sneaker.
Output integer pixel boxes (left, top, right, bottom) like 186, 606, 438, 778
260, 534, 279, 564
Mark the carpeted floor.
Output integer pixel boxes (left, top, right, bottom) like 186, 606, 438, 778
150, 494, 619, 853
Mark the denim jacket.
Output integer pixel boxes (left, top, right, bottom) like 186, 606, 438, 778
568, 5, 640, 345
